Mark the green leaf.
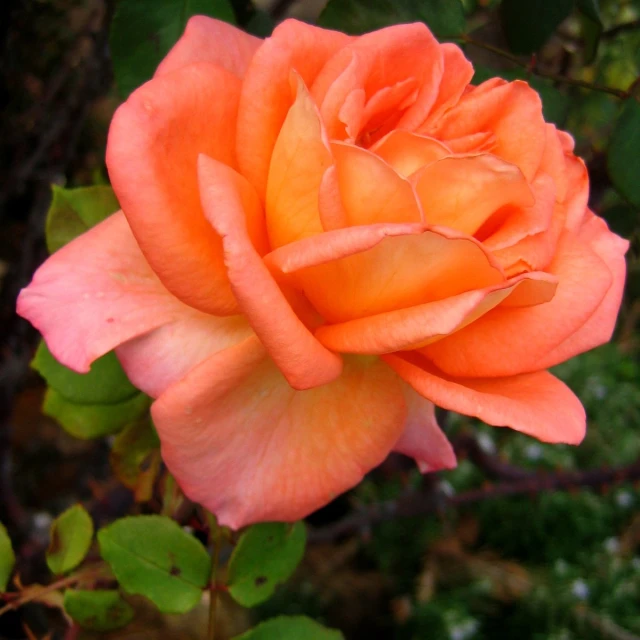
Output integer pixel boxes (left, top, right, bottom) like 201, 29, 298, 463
319, 0, 465, 38
33, 342, 138, 405
472, 66, 569, 126
0, 522, 15, 592
110, 0, 236, 98
575, 0, 601, 23
46, 185, 119, 254
500, 0, 573, 54
109, 420, 161, 490
63, 589, 134, 631
228, 522, 306, 607
43, 388, 151, 439
608, 97, 640, 208
46, 505, 94, 575
98, 515, 211, 614
233, 616, 344, 640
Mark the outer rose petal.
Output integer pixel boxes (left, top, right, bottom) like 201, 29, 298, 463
414, 154, 534, 235
385, 354, 586, 444
424, 80, 546, 181
153, 337, 408, 528
238, 19, 351, 200
116, 314, 253, 398
198, 154, 343, 390
393, 386, 457, 472
534, 215, 629, 369
155, 16, 260, 78
331, 142, 422, 225
421, 232, 613, 377
107, 63, 242, 315
268, 224, 505, 323
17, 212, 192, 372
266, 75, 332, 248
315, 272, 558, 354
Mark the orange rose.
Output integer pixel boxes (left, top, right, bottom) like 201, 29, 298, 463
18, 18, 628, 528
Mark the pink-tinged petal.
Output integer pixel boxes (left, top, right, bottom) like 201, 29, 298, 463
266, 75, 332, 248
385, 354, 586, 444
155, 16, 260, 78
17, 212, 192, 372
237, 19, 351, 201
482, 174, 556, 251
393, 386, 457, 472
153, 338, 407, 528
314, 272, 557, 354
331, 142, 423, 225
107, 63, 241, 315
311, 23, 443, 140
268, 224, 505, 322
420, 232, 613, 377
562, 155, 589, 231
198, 154, 342, 390
534, 215, 629, 368
423, 80, 546, 180
370, 130, 450, 177
419, 43, 474, 128
414, 154, 534, 236
116, 314, 253, 398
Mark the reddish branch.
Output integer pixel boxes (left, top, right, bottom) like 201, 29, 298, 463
309, 451, 640, 543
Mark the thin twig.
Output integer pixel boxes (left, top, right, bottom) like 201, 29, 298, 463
207, 514, 222, 640
602, 19, 640, 40
310, 458, 640, 543
0, 563, 108, 616
461, 35, 630, 100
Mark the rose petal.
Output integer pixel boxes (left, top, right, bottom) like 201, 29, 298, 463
153, 337, 407, 528
370, 130, 451, 177
116, 314, 253, 398
155, 16, 260, 78
423, 80, 546, 180
198, 154, 342, 390
266, 75, 332, 248
331, 142, 423, 225
420, 232, 613, 377
267, 224, 505, 322
107, 63, 241, 315
534, 215, 629, 368
237, 19, 351, 200
393, 386, 457, 472
385, 353, 586, 444
482, 173, 556, 250
311, 23, 443, 139
315, 272, 558, 354
419, 43, 474, 129
414, 153, 534, 235
17, 212, 190, 372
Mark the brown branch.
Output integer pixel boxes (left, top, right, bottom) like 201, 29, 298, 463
461, 35, 630, 100
602, 20, 640, 40
309, 458, 640, 543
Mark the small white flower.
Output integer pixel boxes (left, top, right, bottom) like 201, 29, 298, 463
477, 432, 496, 455
571, 579, 590, 600
525, 443, 543, 461
604, 537, 620, 554
616, 491, 634, 508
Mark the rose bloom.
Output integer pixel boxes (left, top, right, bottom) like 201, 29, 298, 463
18, 19, 627, 528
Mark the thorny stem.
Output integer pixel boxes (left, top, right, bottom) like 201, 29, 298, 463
460, 34, 631, 100
0, 563, 108, 616
207, 514, 222, 640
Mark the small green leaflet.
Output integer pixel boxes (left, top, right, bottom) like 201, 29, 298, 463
46, 505, 94, 575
